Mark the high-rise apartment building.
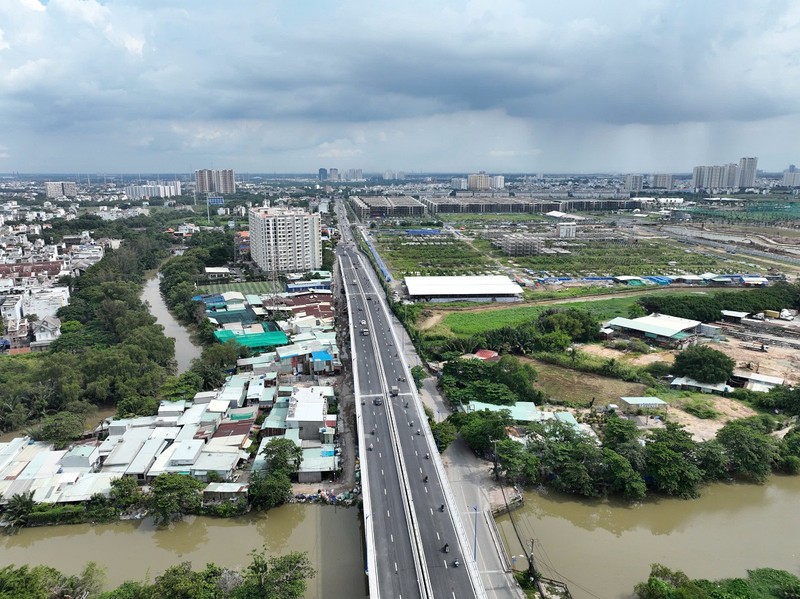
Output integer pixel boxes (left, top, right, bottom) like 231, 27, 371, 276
327, 168, 339, 182
783, 165, 800, 187
44, 182, 77, 198
248, 207, 321, 273
467, 172, 491, 191
451, 177, 468, 190
318, 168, 328, 182
624, 174, 643, 192
124, 181, 182, 200
737, 157, 758, 188
195, 169, 236, 194
489, 175, 505, 189
692, 157, 757, 190
650, 174, 674, 190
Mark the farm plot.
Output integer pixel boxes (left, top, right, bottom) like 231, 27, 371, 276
375, 234, 490, 277
198, 281, 283, 295
513, 240, 727, 277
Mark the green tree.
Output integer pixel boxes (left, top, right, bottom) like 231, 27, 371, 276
34, 412, 85, 449
260, 438, 303, 476
644, 423, 705, 498
602, 416, 640, 450
429, 418, 457, 453
452, 409, 512, 454
716, 419, 777, 483
628, 303, 647, 319
672, 345, 735, 384
600, 448, 647, 500
233, 549, 314, 599
110, 475, 143, 510
150, 562, 222, 599
248, 471, 292, 510
148, 473, 205, 526
495, 438, 538, 485
2, 491, 35, 528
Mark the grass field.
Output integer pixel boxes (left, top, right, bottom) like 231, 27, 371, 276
441, 296, 639, 336
198, 281, 282, 295
522, 358, 648, 405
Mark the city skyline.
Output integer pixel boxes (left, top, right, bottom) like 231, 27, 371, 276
1, 1, 799, 173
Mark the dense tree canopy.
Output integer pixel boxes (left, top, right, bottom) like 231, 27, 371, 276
672, 345, 735, 384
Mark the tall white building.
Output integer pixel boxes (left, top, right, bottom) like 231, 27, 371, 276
124, 181, 182, 200
467, 172, 491, 190
195, 169, 236, 194
650, 174, 674, 190
248, 207, 321, 273
625, 174, 643, 192
44, 182, 77, 198
489, 175, 505, 189
737, 157, 758, 188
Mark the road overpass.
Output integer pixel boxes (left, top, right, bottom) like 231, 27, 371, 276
337, 208, 486, 599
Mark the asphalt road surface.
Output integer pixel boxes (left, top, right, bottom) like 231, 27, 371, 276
338, 222, 481, 598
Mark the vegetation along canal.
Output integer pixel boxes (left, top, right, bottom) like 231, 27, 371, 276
140, 271, 202, 373
497, 475, 800, 599
0, 504, 365, 598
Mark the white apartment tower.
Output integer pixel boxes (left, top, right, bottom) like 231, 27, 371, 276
195, 169, 236, 194
625, 174, 643, 192
248, 207, 321, 273
737, 157, 758, 188
467, 172, 491, 190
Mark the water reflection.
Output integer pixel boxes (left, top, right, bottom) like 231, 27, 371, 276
140, 273, 202, 374
498, 476, 800, 599
0, 505, 365, 599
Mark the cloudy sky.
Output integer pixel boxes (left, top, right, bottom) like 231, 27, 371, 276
1, 0, 799, 174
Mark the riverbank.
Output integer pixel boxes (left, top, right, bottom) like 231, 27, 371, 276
0, 504, 366, 599
497, 475, 800, 599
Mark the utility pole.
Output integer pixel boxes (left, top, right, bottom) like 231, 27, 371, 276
528, 539, 536, 579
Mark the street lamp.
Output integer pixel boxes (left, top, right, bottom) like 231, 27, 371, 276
473, 506, 478, 562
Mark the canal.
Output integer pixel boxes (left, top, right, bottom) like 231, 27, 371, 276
497, 475, 800, 599
140, 272, 202, 373
0, 504, 367, 598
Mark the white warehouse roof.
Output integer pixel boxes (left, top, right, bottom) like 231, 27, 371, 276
405, 275, 523, 297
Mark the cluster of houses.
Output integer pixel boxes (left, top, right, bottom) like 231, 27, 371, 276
0, 229, 118, 352
0, 370, 340, 508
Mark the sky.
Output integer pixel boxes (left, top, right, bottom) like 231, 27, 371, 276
1, 0, 799, 174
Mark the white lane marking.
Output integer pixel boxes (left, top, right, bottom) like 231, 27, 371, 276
395, 563, 398, 573
436, 532, 440, 540
425, 487, 428, 494
384, 488, 386, 495
444, 560, 448, 568
381, 469, 384, 476
378, 452, 382, 458
387, 510, 390, 518
419, 467, 422, 474
390, 534, 394, 543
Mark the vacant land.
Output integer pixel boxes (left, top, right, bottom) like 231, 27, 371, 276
521, 357, 648, 405
198, 281, 282, 295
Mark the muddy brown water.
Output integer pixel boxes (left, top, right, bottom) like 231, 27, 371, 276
140, 273, 202, 374
497, 476, 800, 599
0, 504, 367, 598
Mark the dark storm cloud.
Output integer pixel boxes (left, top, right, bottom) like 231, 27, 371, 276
0, 0, 798, 171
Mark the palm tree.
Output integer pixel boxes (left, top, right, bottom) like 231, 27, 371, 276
3, 491, 35, 528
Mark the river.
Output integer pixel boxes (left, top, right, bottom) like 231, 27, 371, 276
0, 504, 367, 598
497, 476, 800, 599
140, 272, 203, 373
